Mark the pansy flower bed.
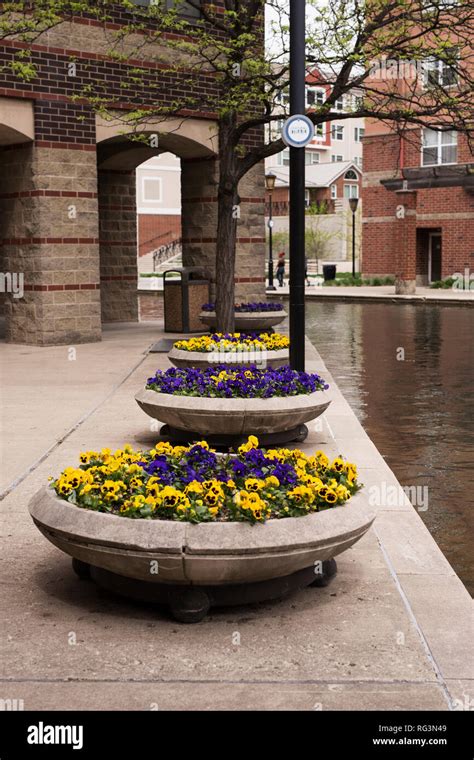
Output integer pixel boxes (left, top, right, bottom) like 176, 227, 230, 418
50, 437, 359, 524
202, 302, 284, 313
145, 364, 329, 398
173, 332, 289, 353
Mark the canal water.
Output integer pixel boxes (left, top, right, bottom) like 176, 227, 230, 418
304, 301, 474, 595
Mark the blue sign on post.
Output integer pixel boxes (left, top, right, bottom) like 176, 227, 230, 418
281, 114, 315, 148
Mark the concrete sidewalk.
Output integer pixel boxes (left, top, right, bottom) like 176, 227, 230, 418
268, 283, 474, 305
0, 323, 472, 710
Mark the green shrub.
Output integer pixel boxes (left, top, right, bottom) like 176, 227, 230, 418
430, 277, 455, 289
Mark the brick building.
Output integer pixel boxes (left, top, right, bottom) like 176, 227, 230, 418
0, 2, 266, 345
362, 96, 474, 290
265, 161, 361, 216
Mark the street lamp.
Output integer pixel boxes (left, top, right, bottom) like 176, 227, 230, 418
349, 196, 359, 278
265, 171, 277, 291
289, 0, 306, 371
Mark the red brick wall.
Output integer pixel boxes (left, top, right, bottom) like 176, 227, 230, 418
362, 130, 474, 279
138, 214, 181, 256
138, 291, 163, 321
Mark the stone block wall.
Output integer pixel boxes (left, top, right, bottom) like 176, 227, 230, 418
0, 143, 101, 345
181, 157, 266, 304
98, 170, 138, 323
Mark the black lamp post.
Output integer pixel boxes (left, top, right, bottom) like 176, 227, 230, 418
349, 197, 359, 278
265, 171, 276, 291
289, 0, 306, 371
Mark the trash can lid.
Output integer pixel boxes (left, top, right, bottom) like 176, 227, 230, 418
163, 267, 208, 281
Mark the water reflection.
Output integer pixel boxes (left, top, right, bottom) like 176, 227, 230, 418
305, 302, 474, 595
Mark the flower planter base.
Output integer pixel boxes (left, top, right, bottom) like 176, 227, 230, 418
72, 557, 337, 623
200, 311, 287, 332
135, 388, 330, 438
159, 423, 309, 447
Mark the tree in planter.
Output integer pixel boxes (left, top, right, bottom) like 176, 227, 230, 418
3, 0, 473, 331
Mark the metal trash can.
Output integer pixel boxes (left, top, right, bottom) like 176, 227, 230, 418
323, 264, 337, 281
163, 267, 210, 333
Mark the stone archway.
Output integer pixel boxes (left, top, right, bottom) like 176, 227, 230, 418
96, 116, 219, 325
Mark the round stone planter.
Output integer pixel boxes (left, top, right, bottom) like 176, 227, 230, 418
167, 345, 290, 369
29, 487, 374, 622
135, 388, 331, 438
199, 310, 287, 332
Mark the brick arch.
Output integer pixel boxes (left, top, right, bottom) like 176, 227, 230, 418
96, 115, 218, 166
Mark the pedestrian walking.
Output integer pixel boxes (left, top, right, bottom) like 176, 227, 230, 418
276, 252, 285, 287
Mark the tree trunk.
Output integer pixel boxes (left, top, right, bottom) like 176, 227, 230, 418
215, 116, 238, 333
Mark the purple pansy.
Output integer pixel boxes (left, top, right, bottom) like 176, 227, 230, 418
202, 302, 284, 313
145, 364, 329, 399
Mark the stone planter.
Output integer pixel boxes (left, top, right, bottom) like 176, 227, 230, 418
167, 346, 290, 369
199, 310, 287, 332
135, 388, 331, 437
29, 487, 374, 621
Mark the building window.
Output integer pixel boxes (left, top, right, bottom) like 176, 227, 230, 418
331, 154, 344, 162
305, 151, 320, 165
277, 149, 290, 167
132, 0, 201, 18
423, 53, 458, 88
277, 90, 290, 107
344, 184, 359, 199
270, 119, 285, 141
314, 123, 324, 138
331, 125, 344, 141
334, 97, 344, 111
344, 169, 358, 180
305, 189, 310, 207
330, 184, 337, 199
142, 177, 162, 202
354, 156, 363, 168
354, 127, 365, 142
422, 128, 458, 166
306, 88, 325, 108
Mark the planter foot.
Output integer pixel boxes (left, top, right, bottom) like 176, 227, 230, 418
72, 558, 91, 580
310, 558, 337, 587
169, 589, 210, 624
293, 424, 309, 443
159, 423, 309, 449
68, 562, 338, 622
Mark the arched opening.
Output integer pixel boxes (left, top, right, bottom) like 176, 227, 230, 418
136, 152, 182, 279
96, 119, 218, 326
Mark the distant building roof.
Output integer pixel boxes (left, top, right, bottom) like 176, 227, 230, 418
266, 160, 361, 189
